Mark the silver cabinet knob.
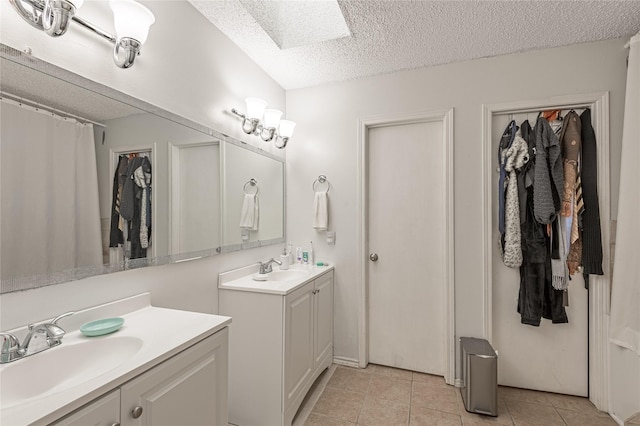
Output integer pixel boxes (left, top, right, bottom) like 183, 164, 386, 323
369, 253, 378, 262
111, 423, 121, 426
131, 406, 143, 419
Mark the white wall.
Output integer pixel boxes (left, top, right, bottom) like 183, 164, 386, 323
285, 38, 637, 418
0, 2, 286, 327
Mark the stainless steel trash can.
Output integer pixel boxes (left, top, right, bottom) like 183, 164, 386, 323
460, 337, 498, 416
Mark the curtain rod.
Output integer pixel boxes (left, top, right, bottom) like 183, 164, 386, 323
0, 90, 106, 128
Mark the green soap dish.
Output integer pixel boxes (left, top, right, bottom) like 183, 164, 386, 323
80, 317, 124, 337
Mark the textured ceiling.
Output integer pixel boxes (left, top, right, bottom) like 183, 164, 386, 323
190, 0, 640, 90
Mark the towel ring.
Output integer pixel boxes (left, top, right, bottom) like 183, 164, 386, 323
312, 175, 330, 194
243, 178, 259, 195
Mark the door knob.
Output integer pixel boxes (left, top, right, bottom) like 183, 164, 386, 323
369, 253, 378, 262
131, 406, 143, 419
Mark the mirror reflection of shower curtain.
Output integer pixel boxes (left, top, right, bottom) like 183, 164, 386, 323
1, 100, 103, 281
610, 31, 640, 355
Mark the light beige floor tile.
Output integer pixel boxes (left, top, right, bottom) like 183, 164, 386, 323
368, 364, 413, 380
503, 399, 564, 426
304, 412, 356, 426
410, 405, 462, 426
357, 395, 410, 426
311, 385, 365, 423
368, 374, 412, 402
458, 393, 512, 425
413, 372, 448, 387
390, 368, 414, 381
460, 416, 513, 426
499, 387, 552, 406
545, 392, 609, 417
329, 366, 372, 393
557, 408, 617, 426
412, 381, 459, 415
628, 412, 640, 424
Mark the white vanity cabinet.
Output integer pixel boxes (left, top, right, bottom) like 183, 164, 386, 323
120, 328, 228, 426
51, 390, 120, 426
50, 329, 228, 426
219, 267, 334, 426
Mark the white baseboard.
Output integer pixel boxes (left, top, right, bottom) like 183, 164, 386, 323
333, 356, 360, 368
454, 379, 463, 388
609, 412, 624, 426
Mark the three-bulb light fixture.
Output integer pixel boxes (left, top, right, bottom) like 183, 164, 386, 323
8, 0, 155, 69
231, 98, 296, 149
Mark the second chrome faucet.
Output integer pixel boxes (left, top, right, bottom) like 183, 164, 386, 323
258, 258, 282, 274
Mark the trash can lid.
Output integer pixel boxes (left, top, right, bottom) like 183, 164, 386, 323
460, 337, 497, 357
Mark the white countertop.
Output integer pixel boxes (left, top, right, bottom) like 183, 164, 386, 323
0, 293, 231, 426
219, 263, 334, 295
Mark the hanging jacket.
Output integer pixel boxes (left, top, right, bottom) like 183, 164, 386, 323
109, 155, 129, 247
518, 120, 536, 223
502, 131, 529, 267
580, 109, 604, 287
498, 120, 517, 250
533, 117, 564, 224
120, 156, 143, 221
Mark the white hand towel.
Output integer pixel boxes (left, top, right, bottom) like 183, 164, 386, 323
313, 192, 328, 230
240, 194, 256, 229
252, 195, 259, 231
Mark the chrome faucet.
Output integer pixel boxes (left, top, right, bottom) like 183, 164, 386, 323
0, 332, 21, 363
0, 311, 74, 363
259, 258, 282, 274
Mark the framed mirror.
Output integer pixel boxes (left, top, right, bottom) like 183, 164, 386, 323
0, 44, 285, 294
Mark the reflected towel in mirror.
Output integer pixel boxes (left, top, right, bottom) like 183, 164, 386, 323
313, 192, 328, 230
240, 193, 259, 230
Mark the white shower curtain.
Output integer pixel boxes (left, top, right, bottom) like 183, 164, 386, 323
1, 99, 103, 282
610, 32, 640, 355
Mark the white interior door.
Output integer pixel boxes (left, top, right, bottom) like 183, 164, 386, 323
367, 120, 446, 375
170, 142, 220, 254
490, 114, 588, 396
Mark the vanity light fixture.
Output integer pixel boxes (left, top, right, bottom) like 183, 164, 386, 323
231, 98, 296, 149
8, 0, 155, 69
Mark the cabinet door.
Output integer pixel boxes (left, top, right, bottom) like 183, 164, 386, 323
284, 282, 314, 409
314, 272, 334, 368
120, 329, 228, 426
51, 390, 120, 426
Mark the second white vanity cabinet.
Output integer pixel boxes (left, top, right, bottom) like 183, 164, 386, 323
219, 266, 334, 426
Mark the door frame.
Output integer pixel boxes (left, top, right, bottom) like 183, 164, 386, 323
357, 109, 455, 385
481, 92, 611, 410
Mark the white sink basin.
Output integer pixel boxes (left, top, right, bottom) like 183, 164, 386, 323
266, 270, 310, 282
0, 335, 143, 408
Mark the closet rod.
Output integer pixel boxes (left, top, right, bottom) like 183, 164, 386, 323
493, 102, 593, 116
0, 90, 106, 128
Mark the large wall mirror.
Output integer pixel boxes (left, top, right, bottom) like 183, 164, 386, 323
0, 45, 285, 294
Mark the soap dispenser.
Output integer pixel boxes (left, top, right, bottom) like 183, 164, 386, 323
280, 246, 290, 270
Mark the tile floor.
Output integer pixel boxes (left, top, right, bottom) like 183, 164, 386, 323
292, 364, 620, 426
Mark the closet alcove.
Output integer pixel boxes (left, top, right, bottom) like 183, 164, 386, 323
481, 92, 611, 410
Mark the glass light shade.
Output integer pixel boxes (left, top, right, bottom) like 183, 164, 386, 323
263, 109, 283, 129
279, 120, 296, 138
245, 98, 267, 120
69, 0, 84, 10
109, 0, 155, 44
